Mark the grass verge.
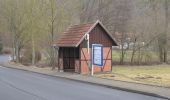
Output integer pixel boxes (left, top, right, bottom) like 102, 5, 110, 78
95, 65, 170, 87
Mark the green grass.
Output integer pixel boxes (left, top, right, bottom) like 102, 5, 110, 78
106, 50, 170, 86
112, 50, 170, 63
112, 50, 132, 62
95, 65, 170, 87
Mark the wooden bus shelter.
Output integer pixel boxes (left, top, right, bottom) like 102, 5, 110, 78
56, 20, 117, 74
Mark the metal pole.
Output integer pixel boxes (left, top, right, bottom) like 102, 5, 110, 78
91, 44, 94, 76
86, 34, 89, 54
91, 64, 94, 76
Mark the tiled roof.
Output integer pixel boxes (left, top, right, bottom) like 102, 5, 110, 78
56, 20, 118, 47
56, 23, 94, 47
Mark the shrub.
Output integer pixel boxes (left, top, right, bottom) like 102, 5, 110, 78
2, 48, 11, 54
21, 49, 41, 65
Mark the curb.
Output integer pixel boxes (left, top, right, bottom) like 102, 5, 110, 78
1, 64, 170, 100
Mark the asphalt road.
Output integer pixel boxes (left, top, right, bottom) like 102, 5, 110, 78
0, 66, 166, 100
0, 54, 10, 63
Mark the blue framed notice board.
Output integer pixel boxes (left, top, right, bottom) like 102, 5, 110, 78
92, 44, 103, 67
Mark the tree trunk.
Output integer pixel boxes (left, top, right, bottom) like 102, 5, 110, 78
12, 44, 16, 61
158, 39, 163, 62
131, 49, 135, 64
32, 35, 36, 65
51, 46, 55, 70
50, 0, 56, 70
120, 44, 126, 65
163, 0, 169, 63
130, 38, 137, 64
15, 40, 20, 63
137, 48, 141, 65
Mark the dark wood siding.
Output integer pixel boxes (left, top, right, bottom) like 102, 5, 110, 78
81, 24, 113, 48
59, 47, 80, 72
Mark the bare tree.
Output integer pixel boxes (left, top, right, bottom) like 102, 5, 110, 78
1, 0, 29, 63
